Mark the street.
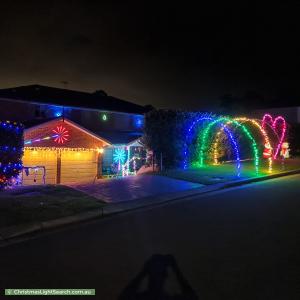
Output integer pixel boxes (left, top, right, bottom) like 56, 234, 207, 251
0, 174, 300, 299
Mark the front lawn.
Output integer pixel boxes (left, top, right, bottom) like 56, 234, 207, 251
0, 185, 105, 230
162, 158, 300, 185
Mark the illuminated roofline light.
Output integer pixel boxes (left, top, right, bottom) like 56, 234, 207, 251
97, 148, 104, 154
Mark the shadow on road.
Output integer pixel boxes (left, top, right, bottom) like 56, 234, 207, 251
119, 254, 198, 300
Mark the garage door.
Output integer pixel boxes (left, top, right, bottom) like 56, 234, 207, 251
22, 149, 57, 184
61, 150, 97, 184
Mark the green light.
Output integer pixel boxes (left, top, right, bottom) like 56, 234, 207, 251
101, 114, 107, 121
198, 117, 259, 175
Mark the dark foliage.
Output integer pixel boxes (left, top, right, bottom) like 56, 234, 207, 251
143, 110, 212, 169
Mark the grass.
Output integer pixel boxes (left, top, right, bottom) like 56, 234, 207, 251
1, 158, 299, 230
0, 185, 105, 229
162, 158, 300, 185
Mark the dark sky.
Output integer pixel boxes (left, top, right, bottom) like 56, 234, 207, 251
1, 1, 300, 109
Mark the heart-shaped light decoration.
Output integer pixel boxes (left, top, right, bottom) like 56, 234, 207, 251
262, 114, 286, 159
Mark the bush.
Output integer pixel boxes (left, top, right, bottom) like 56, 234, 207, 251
0, 121, 24, 189
143, 110, 213, 169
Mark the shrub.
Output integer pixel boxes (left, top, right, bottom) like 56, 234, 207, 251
143, 110, 213, 169
0, 121, 24, 189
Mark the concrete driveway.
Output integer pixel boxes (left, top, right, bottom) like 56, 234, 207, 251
69, 175, 203, 202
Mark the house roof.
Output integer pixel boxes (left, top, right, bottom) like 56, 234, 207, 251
24, 117, 111, 148
0, 84, 147, 115
95, 131, 143, 145
23, 117, 142, 145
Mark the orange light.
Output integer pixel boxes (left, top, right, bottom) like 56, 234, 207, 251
97, 148, 104, 154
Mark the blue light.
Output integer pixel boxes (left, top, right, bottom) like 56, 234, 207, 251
55, 111, 62, 117
134, 116, 144, 128
183, 115, 214, 169
49, 105, 64, 117
222, 125, 241, 176
183, 113, 241, 173
113, 148, 126, 164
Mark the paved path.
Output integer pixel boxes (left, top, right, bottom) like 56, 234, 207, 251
69, 175, 203, 202
0, 175, 299, 299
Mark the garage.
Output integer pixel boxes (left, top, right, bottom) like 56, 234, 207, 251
22, 118, 110, 185
60, 149, 98, 184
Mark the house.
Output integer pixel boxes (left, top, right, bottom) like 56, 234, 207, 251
0, 85, 149, 184
0, 84, 146, 132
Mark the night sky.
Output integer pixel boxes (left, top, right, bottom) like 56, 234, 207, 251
1, 1, 300, 110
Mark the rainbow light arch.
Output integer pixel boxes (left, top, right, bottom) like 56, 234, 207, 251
212, 117, 273, 172
198, 117, 259, 175
183, 115, 214, 169
183, 113, 287, 177
183, 115, 240, 172
219, 123, 241, 176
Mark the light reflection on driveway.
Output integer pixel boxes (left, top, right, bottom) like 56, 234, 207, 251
69, 175, 203, 203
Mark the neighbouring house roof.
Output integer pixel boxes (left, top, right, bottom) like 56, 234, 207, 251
22, 117, 58, 129
0, 84, 148, 115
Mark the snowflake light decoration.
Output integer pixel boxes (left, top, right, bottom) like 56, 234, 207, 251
113, 148, 126, 164
52, 125, 69, 144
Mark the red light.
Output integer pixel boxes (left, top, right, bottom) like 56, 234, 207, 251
52, 125, 69, 144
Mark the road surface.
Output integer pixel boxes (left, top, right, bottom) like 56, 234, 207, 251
0, 174, 300, 299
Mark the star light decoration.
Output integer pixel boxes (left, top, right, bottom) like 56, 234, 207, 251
52, 125, 69, 144
113, 148, 126, 164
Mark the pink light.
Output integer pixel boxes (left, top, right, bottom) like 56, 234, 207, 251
262, 114, 273, 128
272, 116, 286, 159
262, 114, 286, 159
